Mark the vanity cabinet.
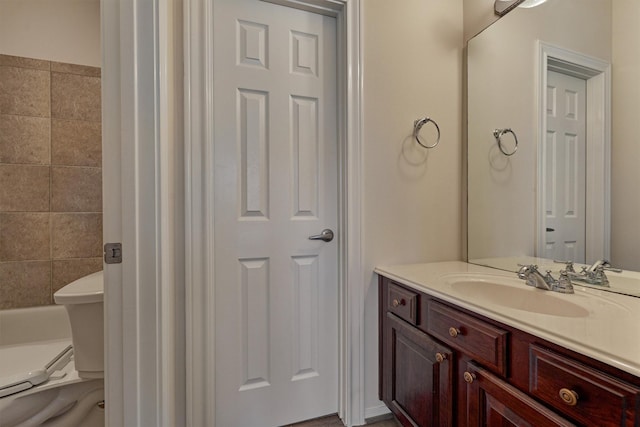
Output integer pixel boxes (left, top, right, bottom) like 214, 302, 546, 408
379, 276, 640, 427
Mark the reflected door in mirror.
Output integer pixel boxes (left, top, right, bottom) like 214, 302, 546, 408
543, 70, 587, 263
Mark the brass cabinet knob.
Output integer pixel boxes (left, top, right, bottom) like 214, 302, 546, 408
392, 298, 406, 308
435, 352, 447, 363
559, 388, 579, 406
463, 371, 475, 384
448, 327, 461, 338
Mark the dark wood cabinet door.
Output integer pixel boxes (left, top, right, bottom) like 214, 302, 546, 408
464, 362, 576, 427
383, 313, 453, 427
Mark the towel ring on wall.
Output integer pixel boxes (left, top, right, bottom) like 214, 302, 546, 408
413, 117, 441, 149
493, 128, 518, 156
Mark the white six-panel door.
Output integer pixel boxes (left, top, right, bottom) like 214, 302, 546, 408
543, 70, 587, 263
213, 0, 338, 425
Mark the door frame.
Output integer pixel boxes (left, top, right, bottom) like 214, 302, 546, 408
536, 41, 611, 263
184, 0, 365, 426
102, 0, 184, 425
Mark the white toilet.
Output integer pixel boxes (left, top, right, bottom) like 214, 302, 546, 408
0, 271, 105, 427
53, 271, 104, 380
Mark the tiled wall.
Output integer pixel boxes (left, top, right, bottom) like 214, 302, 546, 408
0, 54, 102, 309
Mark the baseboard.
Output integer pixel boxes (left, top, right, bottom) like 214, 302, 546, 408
364, 404, 391, 422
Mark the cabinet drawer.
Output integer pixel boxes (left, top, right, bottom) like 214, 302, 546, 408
427, 301, 508, 376
387, 282, 418, 325
530, 345, 640, 427
465, 362, 576, 427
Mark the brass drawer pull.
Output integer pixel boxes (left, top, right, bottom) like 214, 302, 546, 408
463, 371, 476, 384
392, 298, 406, 308
448, 327, 461, 338
559, 388, 579, 406
435, 352, 447, 363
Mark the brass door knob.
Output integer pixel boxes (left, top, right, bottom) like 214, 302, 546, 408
435, 352, 446, 363
448, 327, 461, 338
559, 388, 579, 406
392, 298, 405, 308
463, 371, 475, 384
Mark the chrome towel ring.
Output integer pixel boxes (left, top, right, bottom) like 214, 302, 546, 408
413, 117, 441, 149
493, 128, 518, 156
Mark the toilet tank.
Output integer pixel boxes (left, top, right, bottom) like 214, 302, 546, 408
54, 271, 104, 379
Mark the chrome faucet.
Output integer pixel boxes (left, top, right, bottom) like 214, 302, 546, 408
517, 265, 553, 290
587, 259, 611, 273
566, 259, 622, 287
517, 265, 574, 294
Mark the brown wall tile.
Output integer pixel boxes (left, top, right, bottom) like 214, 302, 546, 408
51, 62, 100, 77
0, 56, 103, 308
0, 55, 50, 71
52, 258, 102, 293
0, 213, 50, 261
0, 261, 52, 309
51, 166, 102, 212
0, 165, 50, 211
0, 66, 51, 117
51, 213, 102, 259
51, 72, 101, 122
0, 115, 51, 164
51, 119, 101, 167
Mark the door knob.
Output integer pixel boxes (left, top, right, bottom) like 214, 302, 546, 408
308, 229, 334, 242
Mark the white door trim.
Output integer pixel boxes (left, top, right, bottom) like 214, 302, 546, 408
184, 0, 364, 425
536, 41, 611, 263
102, 0, 183, 425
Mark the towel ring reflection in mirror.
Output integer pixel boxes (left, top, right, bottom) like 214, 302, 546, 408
413, 117, 441, 149
493, 128, 518, 156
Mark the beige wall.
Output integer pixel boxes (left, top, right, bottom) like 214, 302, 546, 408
0, 0, 101, 67
611, 0, 640, 270
466, 0, 611, 261
362, 0, 463, 414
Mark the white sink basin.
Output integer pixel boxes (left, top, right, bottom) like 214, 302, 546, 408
441, 274, 590, 317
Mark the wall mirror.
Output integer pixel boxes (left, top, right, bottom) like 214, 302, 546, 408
467, 0, 640, 296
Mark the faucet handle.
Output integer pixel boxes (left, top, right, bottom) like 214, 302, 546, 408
592, 265, 611, 287
554, 260, 576, 273
517, 263, 538, 268
553, 270, 574, 294
517, 264, 538, 279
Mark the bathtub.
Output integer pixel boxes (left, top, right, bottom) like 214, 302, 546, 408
0, 305, 104, 427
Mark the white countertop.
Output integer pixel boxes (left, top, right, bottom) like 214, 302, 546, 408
375, 261, 640, 378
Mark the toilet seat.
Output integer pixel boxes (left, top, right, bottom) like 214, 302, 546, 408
0, 340, 73, 398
